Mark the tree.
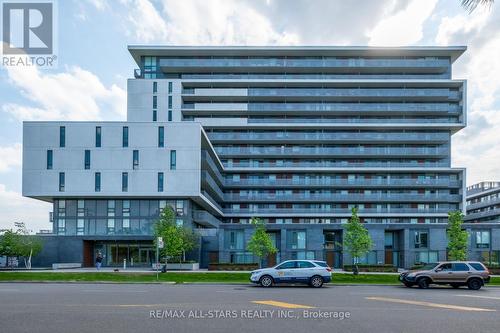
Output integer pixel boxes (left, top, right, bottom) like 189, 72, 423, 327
246, 217, 277, 268
461, 0, 494, 13
0, 230, 19, 268
343, 207, 373, 275
0, 223, 43, 269
153, 207, 199, 267
153, 207, 184, 266
447, 211, 468, 261
179, 227, 198, 263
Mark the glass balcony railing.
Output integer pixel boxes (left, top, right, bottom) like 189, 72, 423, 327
215, 146, 448, 156
246, 102, 460, 113
160, 58, 450, 69
222, 207, 453, 215
247, 88, 459, 99
224, 178, 460, 188
224, 161, 448, 168
208, 132, 450, 142
246, 118, 459, 124
222, 193, 460, 202
181, 73, 451, 80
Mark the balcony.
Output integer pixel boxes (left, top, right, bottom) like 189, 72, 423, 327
208, 132, 450, 143
224, 160, 448, 168
464, 209, 500, 221
215, 146, 448, 158
193, 210, 220, 228
466, 196, 500, 212
160, 58, 450, 72
224, 178, 461, 188
222, 193, 460, 203
223, 207, 452, 215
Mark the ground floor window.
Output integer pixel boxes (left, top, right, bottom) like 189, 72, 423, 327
229, 251, 254, 264
92, 242, 155, 267
356, 251, 378, 264
415, 251, 438, 265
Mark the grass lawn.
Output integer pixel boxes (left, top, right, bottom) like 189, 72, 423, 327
0, 272, 499, 285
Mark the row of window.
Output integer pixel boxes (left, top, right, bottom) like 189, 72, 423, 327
48, 149, 176, 171
58, 171, 166, 193
58, 126, 167, 149
152, 81, 173, 121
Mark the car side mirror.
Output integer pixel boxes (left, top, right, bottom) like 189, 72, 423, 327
435, 268, 443, 272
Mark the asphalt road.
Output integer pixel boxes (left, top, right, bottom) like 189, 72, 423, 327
1, 283, 500, 333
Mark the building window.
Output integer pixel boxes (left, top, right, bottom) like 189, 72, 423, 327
176, 200, 184, 215
46, 150, 53, 169
414, 231, 428, 248
168, 110, 172, 122
153, 95, 157, 109
77, 199, 85, 235
133, 150, 139, 170
153, 81, 158, 93
59, 172, 65, 192
122, 172, 128, 192
158, 126, 164, 147
84, 150, 91, 169
58, 219, 65, 235
59, 126, 65, 147
57, 200, 66, 235
168, 81, 172, 94
476, 231, 490, 248
168, 95, 172, 109
226, 230, 244, 250
95, 126, 101, 147
158, 172, 164, 192
95, 172, 101, 192
170, 150, 176, 170
415, 251, 438, 264
153, 110, 157, 122
289, 230, 306, 249
107, 200, 115, 234
176, 219, 183, 227
123, 200, 130, 230
122, 126, 128, 147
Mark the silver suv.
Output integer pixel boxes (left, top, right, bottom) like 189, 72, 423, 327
399, 261, 491, 290
250, 260, 332, 288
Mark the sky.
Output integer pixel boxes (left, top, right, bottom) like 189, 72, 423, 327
0, 0, 499, 232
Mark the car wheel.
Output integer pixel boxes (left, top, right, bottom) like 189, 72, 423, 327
310, 275, 324, 288
259, 275, 274, 288
450, 283, 461, 289
417, 277, 430, 289
403, 282, 414, 288
467, 278, 482, 290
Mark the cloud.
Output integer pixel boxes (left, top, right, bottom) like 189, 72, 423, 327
120, 0, 300, 45
436, 6, 500, 185
367, 0, 438, 46
0, 143, 22, 173
2, 64, 126, 121
0, 184, 51, 232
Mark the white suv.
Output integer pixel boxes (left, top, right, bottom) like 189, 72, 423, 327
250, 260, 332, 288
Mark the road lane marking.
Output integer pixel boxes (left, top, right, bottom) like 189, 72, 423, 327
252, 300, 315, 309
365, 297, 496, 312
455, 294, 500, 300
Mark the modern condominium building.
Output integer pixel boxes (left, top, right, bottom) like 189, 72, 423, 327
465, 182, 500, 265
24, 46, 471, 269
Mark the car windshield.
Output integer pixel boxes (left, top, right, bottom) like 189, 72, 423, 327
420, 263, 439, 270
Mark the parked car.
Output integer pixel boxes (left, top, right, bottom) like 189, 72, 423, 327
399, 261, 490, 290
250, 260, 332, 288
